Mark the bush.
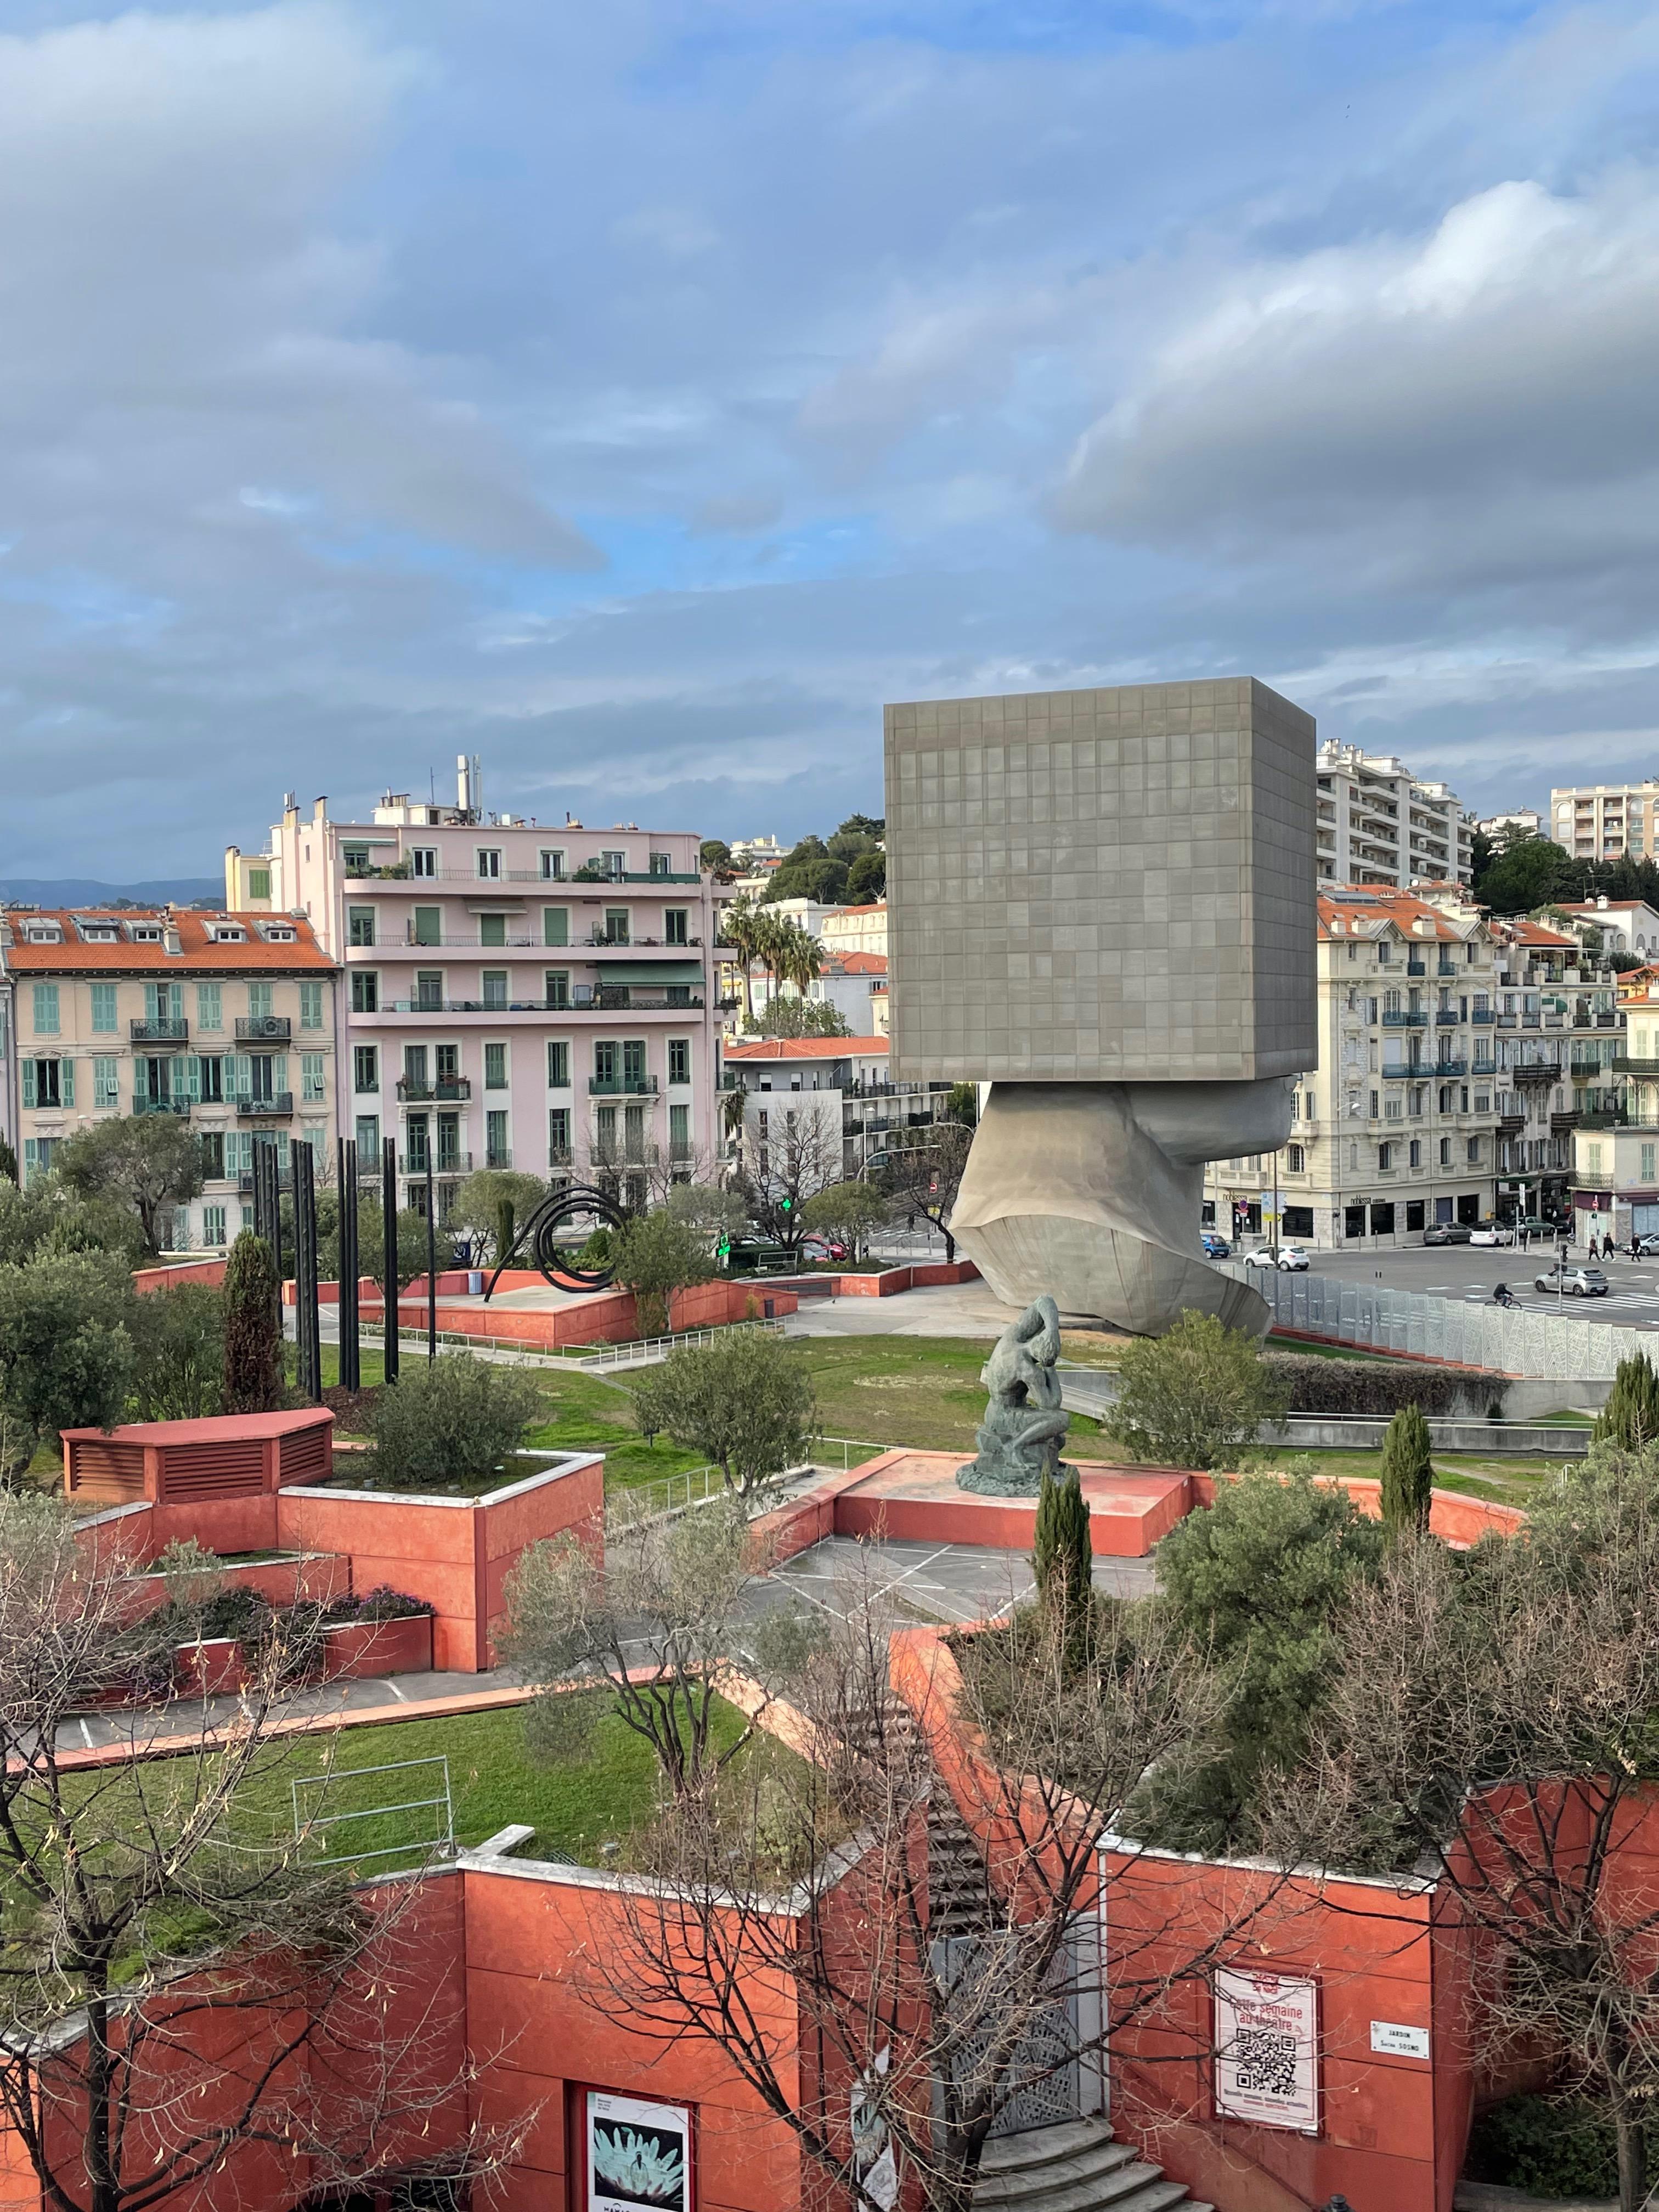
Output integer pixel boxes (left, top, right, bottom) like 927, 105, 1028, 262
1595, 1351, 1659, 1448
368, 1353, 541, 1488
0, 1250, 137, 1482
222, 1232, 283, 1415
1465, 2093, 1633, 2198
630, 1329, 817, 1498
347, 1584, 436, 1622
611, 1207, 716, 1337
129, 1284, 224, 1420
1380, 1403, 1434, 1536
1033, 1467, 1093, 1672
1108, 1311, 1288, 1470
1260, 1352, 1504, 1419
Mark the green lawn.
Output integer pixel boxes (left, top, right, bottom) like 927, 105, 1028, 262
1250, 1445, 1571, 1508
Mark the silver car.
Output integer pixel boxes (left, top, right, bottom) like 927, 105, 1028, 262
1532, 1265, 1610, 1297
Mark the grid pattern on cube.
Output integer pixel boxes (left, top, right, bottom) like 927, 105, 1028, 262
883, 678, 1317, 1084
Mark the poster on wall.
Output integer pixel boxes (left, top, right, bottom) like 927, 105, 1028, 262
586, 2091, 693, 2212
1212, 1966, 1319, 2134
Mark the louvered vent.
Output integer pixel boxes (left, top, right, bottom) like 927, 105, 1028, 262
70, 1438, 145, 1500
161, 1441, 264, 1502
279, 1425, 329, 1484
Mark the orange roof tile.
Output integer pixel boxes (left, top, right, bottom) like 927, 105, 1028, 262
1, 910, 335, 973
825, 951, 888, 973
723, 1036, 888, 1059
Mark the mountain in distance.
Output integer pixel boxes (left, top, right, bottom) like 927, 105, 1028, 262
0, 877, 225, 910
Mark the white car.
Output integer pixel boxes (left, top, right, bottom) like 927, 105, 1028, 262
1469, 1225, 1516, 1246
1244, 1245, 1311, 1271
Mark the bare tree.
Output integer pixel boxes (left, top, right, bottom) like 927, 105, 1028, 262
736, 1105, 843, 1253
0, 1492, 527, 2212
568, 1565, 1249, 2212
1295, 1446, 1659, 2212
878, 1121, 973, 1260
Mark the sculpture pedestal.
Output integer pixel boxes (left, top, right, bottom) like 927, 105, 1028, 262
951, 1081, 1291, 1339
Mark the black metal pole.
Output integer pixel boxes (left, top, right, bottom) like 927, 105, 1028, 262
338, 1136, 360, 1392
291, 1137, 322, 1404
426, 1154, 437, 1363
382, 1133, 399, 1384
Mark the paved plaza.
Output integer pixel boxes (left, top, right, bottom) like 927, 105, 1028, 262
1245, 1242, 1659, 1333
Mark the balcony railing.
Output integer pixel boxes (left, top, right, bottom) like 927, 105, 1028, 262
131, 1019, 188, 1042
1406, 959, 1426, 975
548, 1148, 575, 1169
374, 994, 704, 1015
343, 862, 411, 880
236, 1015, 291, 1041
404, 932, 538, 949
1471, 1009, 1496, 1023
1513, 1059, 1562, 1081
1434, 1057, 1469, 1076
133, 1096, 190, 1116
589, 1076, 659, 1096
1613, 1056, 1659, 1075
236, 1093, 294, 1118
396, 1078, 472, 1102
484, 1149, 512, 1170
399, 1153, 473, 1177
1381, 1011, 1428, 1028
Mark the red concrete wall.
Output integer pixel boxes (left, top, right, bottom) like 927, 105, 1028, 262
363, 1279, 799, 1349
1190, 1472, 1527, 1546
824, 1260, 979, 1297
132, 1257, 228, 1295
122, 1551, 351, 1616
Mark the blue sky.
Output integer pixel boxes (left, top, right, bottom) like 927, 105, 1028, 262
3, 0, 1658, 873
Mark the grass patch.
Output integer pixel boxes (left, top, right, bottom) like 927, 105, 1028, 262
1249, 1446, 1573, 1508
1265, 1336, 1409, 1364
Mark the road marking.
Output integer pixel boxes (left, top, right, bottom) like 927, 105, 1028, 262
382, 1678, 408, 1702
78, 1719, 94, 1751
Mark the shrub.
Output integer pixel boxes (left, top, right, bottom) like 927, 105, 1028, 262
1380, 1403, 1434, 1536
155, 1536, 227, 1619
1594, 1351, 1659, 1448
1260, 1352, 1504, 1420
1033, 1467, 1093, 1671
1464, 2093, 1632, 2198
368, 1353, 541, 1488
0, 1250, 137, 1483
129, 1284, 224, 1420
222, 1232, 283, 1414
348, 1584, 437, 1622
630, 1329, 817, 1498
611, 1207, 717, 1337
1108, 1311, 1287, 1470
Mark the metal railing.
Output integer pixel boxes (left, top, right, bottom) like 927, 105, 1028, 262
131, 1018, 188, 1041
134, 1096, 190, 1116
397, 1078, 471, 1101
236, 1093, 294, 1118
578, 1317, 787, 1373
236, 1015, 291, 1040
294, 1754, 454, 1871
589, 1076, 658, 1096
398, 1152, 472, 1176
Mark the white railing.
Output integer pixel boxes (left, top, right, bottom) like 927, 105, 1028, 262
578, 1318, 787, 1373
608, 1464, 730, 1530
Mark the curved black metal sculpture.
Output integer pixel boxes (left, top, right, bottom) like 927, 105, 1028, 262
483, 1181, 630, 1300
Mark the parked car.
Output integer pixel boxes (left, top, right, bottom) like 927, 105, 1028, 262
1469, 1224, 1516, 1246
1421, 1223, 1474, 1245
1200, 1231, 1231, 1258
1533, 1265, 1610, 1297
1244, 1244, 1310, 1271
1637, 1233, 1659, 1259
800, 1235, 848, 1262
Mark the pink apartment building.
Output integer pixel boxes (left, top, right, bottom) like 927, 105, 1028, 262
227, 760, 726, 1220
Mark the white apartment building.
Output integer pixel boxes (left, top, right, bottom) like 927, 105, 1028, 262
719, 1035, 955, 1182
1550, 781, 1659, 862
818, 902, 887, 957
1554, 898, 1659, 958
227, 761, 725, 1219
1316, 742, 1475, 888
1478, 808, 1542, 842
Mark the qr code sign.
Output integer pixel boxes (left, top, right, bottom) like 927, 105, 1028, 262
1233, 2028, 1299, 2100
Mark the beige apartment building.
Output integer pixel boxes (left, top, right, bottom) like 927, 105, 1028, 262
0, 907, 338, 1250
1550, 781, 1659, 862
1205, 889, 1622, 1248
1316, 742, 1475, 888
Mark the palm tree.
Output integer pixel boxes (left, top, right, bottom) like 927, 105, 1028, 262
722, 895, 764, 1026
780, 922, 823, 1002
752, 908, 788, 1026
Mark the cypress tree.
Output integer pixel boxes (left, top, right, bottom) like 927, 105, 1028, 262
1594, 1352, 1659, 1449
1034, 1466, 1094, 1669
1380, 1402, 1434, 1537
222, 1231, 284, 1414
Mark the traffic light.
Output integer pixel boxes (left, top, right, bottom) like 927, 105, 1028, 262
778, 1197, 793, 1214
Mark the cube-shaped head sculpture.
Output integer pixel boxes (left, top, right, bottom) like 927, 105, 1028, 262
884, 677, 1317, 1086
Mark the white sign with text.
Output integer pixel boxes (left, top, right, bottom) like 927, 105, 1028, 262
1213, 1967, 1319, 2134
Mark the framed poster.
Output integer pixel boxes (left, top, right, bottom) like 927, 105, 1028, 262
586, 2090, 693, 2212
1212, 1966, 1319, 2135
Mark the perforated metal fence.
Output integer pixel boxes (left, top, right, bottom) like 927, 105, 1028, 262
1221, 1260, 1639, 1381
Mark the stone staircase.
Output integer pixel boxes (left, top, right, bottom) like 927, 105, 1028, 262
928, 1788, 994, 1937
973, 2117, 1212, 2212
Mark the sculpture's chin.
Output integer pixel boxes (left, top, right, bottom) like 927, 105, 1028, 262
951, 1081, 1286, 1339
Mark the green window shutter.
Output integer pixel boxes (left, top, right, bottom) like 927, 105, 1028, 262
90, 983, 117, 1033
32, 985, 58, 1036
302, 1052, 325, 1099
94, 1056, 118, 1106
22, 1139, 37, 1180
228, 1054, 250, 1099
300, 980, 323, 1028
272, 1056, 288, 1094
547, 1040, 569, 1087
21, 1063, 36, 1108
60, 1060, 74, 1108
198, 983, 222, 1030
543, 907, 569, 947
180, 1057, 202, 1103
168, 982, 183, 1022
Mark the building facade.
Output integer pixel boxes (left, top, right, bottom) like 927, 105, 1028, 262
1550, 780, 1659, 863
1554, 896, 1659, 959
720, 1035, 955, 1184
0, 907, 337, 1249
817, 900, 887, 957
1316, 742, 1475, 888
1477, 808, 1542, 842
228, 770, 725, 1218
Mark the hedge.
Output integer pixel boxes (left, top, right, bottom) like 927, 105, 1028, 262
1464, 2091, 1632, 2198
1260, 1352, 1506, 1419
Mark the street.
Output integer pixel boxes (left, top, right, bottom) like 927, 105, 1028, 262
1235, 1241, 1659, 1333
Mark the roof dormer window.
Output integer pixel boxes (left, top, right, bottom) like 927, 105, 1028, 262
23, 924, 61, 945
128, 924, 163, 943
212, 926, 246, 943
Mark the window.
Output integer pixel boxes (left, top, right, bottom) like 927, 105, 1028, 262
545, 970, 569, 1008
348, 906, 376, 947
249, 982, 274, 1022
405, 1112, 430, 1170
1369, 1089, 1379, 1119
1440, 1137, 1452, 1166
543, 907, 569, 947
667, 983, 691, 1007
403, 1045, 430, 1091
486, 1110, 510, 1169
623, 1039, 647, 1089
1286, 1143, 1305, 1172
436, 1042, 459, 1082
1644, 1144, 1656, 1183
93, 1055, 120, 1107
1467, 1137, 1481, 1165
669, 1038, 690, 1085
1378, 1142, 1393, 1170
89, 983, 117, 1034
480, 914, 507, 947
413, 906, 442, 946
247, 867, 271, 901
1409, 1138, 1421, 1166
1371, 1202, 1395, 1234
302, 1053, 326, 1102
594, 1040, 618, 1087
603, 907, 630, 945
21, 1138, 58, 1185
199, 1204, 225, 1247
485, 1042, 507, 1089
1588, 1140, 1604, 1173
298, 980, 323, 1030
540, 849, 566, 881
22, 1059, 67, 1109
32, 985, 59, 1037
342, 842, 370, 874
650, 853, 671, 878
476, 848, 501, 880
356, 1114, 381, 1159
670, 1103, 690, 1159
482, 969, 508, 1010
196, 1055, 224, 1104
545, 1040, 569, 1088
602, 849, 625, 878
353, 1045, 379, 1093
199, 1131, 225, 1180
415, 970, 444, 1012
664, 908, 689, 945
351, 970, 379, 1014
594, 1103, 618, 1156
549, 1107, 572, 1164
411, 848, 437, 878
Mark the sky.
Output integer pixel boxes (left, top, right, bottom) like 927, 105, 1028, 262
4, 0, 1659, 877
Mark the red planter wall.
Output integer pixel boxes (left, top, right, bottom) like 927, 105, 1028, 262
321, 1615, 434, 1680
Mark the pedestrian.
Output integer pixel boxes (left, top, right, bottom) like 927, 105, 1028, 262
1519, 1224, 1528, 1251
1633, 1233, 1643, 1262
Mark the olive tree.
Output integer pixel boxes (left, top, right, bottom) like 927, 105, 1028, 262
0, 1251, 136, 1483
53, 1115, 204, 1260
1107, 1308, 1288, 1470
630, 1328, 817, 1498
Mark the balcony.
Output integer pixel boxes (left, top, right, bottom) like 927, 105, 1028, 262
1406, 959, 1426, 976
133, 1096, 190, 1116
1570, 1059, 1610, 1081
131, 1018, 188, 1042
589, 1076, 659, 1096
343, 861, 411, 880
1381, 1011, 1429, 1028
399, 1153, 473, 1177
1434, 1057, 1469, 1077
1435, 1011, 1462, 1025
236, 1014, 291, 1042
374, 994, 705, 1015
397, 1077, 472, 1102
1571, 1171, 1615, 1189
236, 1093, 294, 1118
404, 931, 538, 949
548, 1148, 575, 1170
484, 1149, 512, 1171
1613, 1056, 1659, 1075
1471, 1009, 1496, 1024
1513, 1059, 1562, 1082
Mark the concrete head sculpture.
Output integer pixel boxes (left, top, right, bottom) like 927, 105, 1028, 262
884, 679, 1318, 1337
